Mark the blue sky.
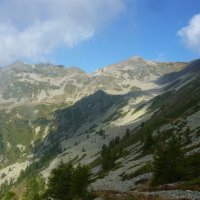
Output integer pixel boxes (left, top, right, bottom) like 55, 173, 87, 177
53, 0, 200, 72
0, 0, 200, 72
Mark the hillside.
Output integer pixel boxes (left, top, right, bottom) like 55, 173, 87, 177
0, 57, 200, 200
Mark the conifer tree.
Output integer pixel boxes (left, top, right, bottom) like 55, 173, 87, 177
47, 162, 73, 200
153, 135, 184, 185
143, 133, 154, 152
70, 164, 92, 199
46, 163, 92, 200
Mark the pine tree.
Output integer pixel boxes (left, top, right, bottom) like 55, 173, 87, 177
46, 163, 92, 200
153, 135, 184, 185
143, 133, 154, 152
101, 143, 117, 171
47, 162, 73, 200
70, 164, 92, 198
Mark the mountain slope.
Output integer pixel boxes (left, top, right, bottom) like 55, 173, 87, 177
0, 57, 200, 200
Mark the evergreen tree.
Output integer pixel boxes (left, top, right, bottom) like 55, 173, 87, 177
46, 163, 92, 200
47, 162, 73, 200
143, 132, 154, 152
101, 143, 117, 171
70, 164, 92, 199
101, 144, 110, 170
153, 135, 184, 185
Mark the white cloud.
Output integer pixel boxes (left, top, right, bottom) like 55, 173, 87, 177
178, 13, 200, 53
0, 0, 125, 66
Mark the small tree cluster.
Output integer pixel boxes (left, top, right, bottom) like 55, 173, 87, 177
45, 162, 93, 200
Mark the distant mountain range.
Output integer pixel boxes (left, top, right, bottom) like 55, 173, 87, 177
0, 57, 186, 105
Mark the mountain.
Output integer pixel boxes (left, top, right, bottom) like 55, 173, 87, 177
0, 57, 200, 200
0, 57, 186, 166
0, 57, 186, 105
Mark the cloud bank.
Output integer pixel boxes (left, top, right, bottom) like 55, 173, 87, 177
0, 0, 125, 66
178, 13, 200, 54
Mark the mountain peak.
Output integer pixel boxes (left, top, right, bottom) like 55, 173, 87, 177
129, 56, 145, 62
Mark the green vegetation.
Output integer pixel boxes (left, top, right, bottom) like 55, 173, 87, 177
2, 163, 95, 200
182, 127, 192, 145
101, 136, 121, 171
45, 162, 94, 200
23, 175, 45, 200
121, 162, 153, 181
152, 135, 185, 185
2, 191, 18, 200
184, 152, 200, 180
2, 80, 60, 101
0, 133, 4, 152
142, 130, 154, 153
133, 162, 153, 177
16, 161, 42, 184
0, 99, 68, 168
152, 135, 200, 185
0, 62, 200, 198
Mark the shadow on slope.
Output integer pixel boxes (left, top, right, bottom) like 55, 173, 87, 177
157, 59, 200, 85
33, 90, 123, 156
